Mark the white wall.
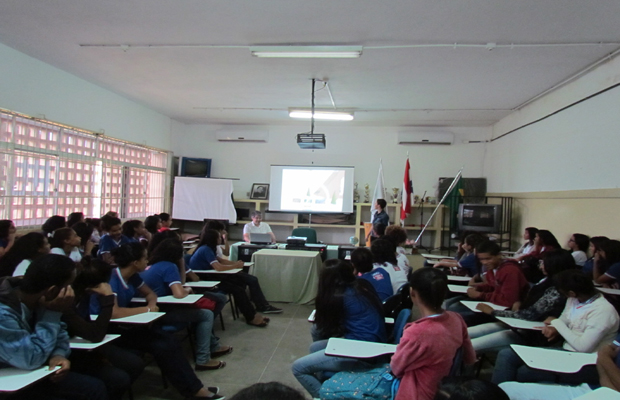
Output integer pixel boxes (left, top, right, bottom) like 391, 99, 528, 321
0, 43, 172, 150
170, 123, 491, 199
484, 55, 620, 193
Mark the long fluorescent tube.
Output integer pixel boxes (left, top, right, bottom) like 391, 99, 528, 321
250, 46, 362, 58
289, 109, 354, 121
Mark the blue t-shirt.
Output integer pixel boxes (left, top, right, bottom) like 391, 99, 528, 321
458, 253, 479, 276
140, 261, 182, 297
97, 234, 133, 256
359, 268, 393, 301
89, 267, 144, 313
582, 258, 594, 277
342, 287, 387, 343
188, 245, 218, 271
372, 211, 389, 226
604, 262, 620, 281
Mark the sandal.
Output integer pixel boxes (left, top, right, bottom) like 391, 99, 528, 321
195, 361, 226, 371
247, 320, 268, 327
212, 346, 233, 358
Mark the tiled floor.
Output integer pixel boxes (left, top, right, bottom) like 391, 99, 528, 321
133, 302, 314, 399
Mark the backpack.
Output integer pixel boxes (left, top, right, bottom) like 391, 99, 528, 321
319, 363, 400, 400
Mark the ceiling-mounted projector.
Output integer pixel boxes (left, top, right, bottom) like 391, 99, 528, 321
297, 133, 326, 149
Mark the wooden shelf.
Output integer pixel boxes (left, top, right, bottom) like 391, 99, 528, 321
230, 199, 446, 247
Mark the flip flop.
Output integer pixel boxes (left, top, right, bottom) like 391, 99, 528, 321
247, 320, 268, 327
195, 361, 226, 371
212, 346, 233, 358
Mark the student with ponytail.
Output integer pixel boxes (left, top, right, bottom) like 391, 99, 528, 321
0, 232, 50, 276
49, 227, 83, 262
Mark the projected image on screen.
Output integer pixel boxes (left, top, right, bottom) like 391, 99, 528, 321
281, 169, 345, 212
269, 165, 355, 213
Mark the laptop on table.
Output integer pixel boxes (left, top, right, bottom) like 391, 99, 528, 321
250, 233, 273, 245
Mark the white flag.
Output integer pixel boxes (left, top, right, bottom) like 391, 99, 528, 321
370, 160, 385, 223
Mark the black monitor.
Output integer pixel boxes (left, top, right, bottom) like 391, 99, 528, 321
458, 204, 502, 233
180, 157, 211, 177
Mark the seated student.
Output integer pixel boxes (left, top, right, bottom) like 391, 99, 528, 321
499, 334, 620, 400
451, 240, 529, 327
0, 232, 50, 277
434, 233, 485, 277
0, 254, 107, 400
158, 212, 173, 232
582, 236, 609, 277
515, 230, 561, 283
391, 268, 476, 400
492, 269, 620, 385
149, 230, 228, 317
568, 233, 589, 267
513, 227, 538, 258
49, 227, 83, 262
72, 221, 95, 259
140, 239, 232, 370
593, 239, 620, 287
291, 259, 387, 398
66, 211, 85, 228
144, 214, 162, 237
0, 219, 16, 259
371, 238, 408, 293
243, 211, 276, 243
468, 249, 575, 353
41, 215, 66, 237
190, 229, 280, 326
122, 219, 149, 246
351, 247, 393, 301
62, 256, 145, 400
90, 243, 224, 400
205, 220, 230, 258
97, 216, 132, 263
86, 217, 102, 245
384, 225, 412, 274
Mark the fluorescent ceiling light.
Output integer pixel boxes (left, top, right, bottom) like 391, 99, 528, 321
289, 109, 354, 121
250, 46, 362, 58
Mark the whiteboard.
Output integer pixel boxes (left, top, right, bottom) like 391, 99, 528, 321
172, 177, 237, 223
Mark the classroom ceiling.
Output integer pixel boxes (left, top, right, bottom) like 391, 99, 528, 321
1, 1, 619, 127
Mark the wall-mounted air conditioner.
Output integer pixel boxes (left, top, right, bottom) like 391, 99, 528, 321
397, 131, 454, 145
216, 127, 269, 142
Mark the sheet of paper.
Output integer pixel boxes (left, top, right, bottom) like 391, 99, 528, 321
511, 345, 597, 373
194, 268, 242, 274
0, 366, 60, 392
91, 312, 166, 324
420, 254, 448, 260
496, 317, 544, 330
574, 387, 620, 400
598, 287, 620, 295
308, 309, 316, 322
325, 337, 397, 358
69, 334, 121, 349
132, 294, 202, 304
447, 275, 472, 282
448, 284, 469, 294
460, 300, 508, 313
184, 281, 220, 288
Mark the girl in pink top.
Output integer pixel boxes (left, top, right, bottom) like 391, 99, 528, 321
390, 268, 476, 400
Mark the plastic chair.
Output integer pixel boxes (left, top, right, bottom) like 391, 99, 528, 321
291, 227, 318, 244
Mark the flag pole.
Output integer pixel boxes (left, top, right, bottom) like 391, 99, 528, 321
414, 167, 463, 245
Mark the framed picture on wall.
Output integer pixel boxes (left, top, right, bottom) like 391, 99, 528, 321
250, 183, 269, 200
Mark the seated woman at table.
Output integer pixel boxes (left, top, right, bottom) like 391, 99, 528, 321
141, 238, 232, 370
205, 220, 230, 258
97, 217, 133, 263
90, 242, 224, 399
49, 227, 83, 262
582, 236, 609, 278
65, 256, 145, 400
122, 219, 150, 247
189, 229, 281, 326
468, 249, 575, 354
291, 259, 387, 398
492, 269, 620, 385
593, 239, 620, 287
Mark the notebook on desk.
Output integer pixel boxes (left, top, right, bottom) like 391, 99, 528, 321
250, 233, 272, 245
